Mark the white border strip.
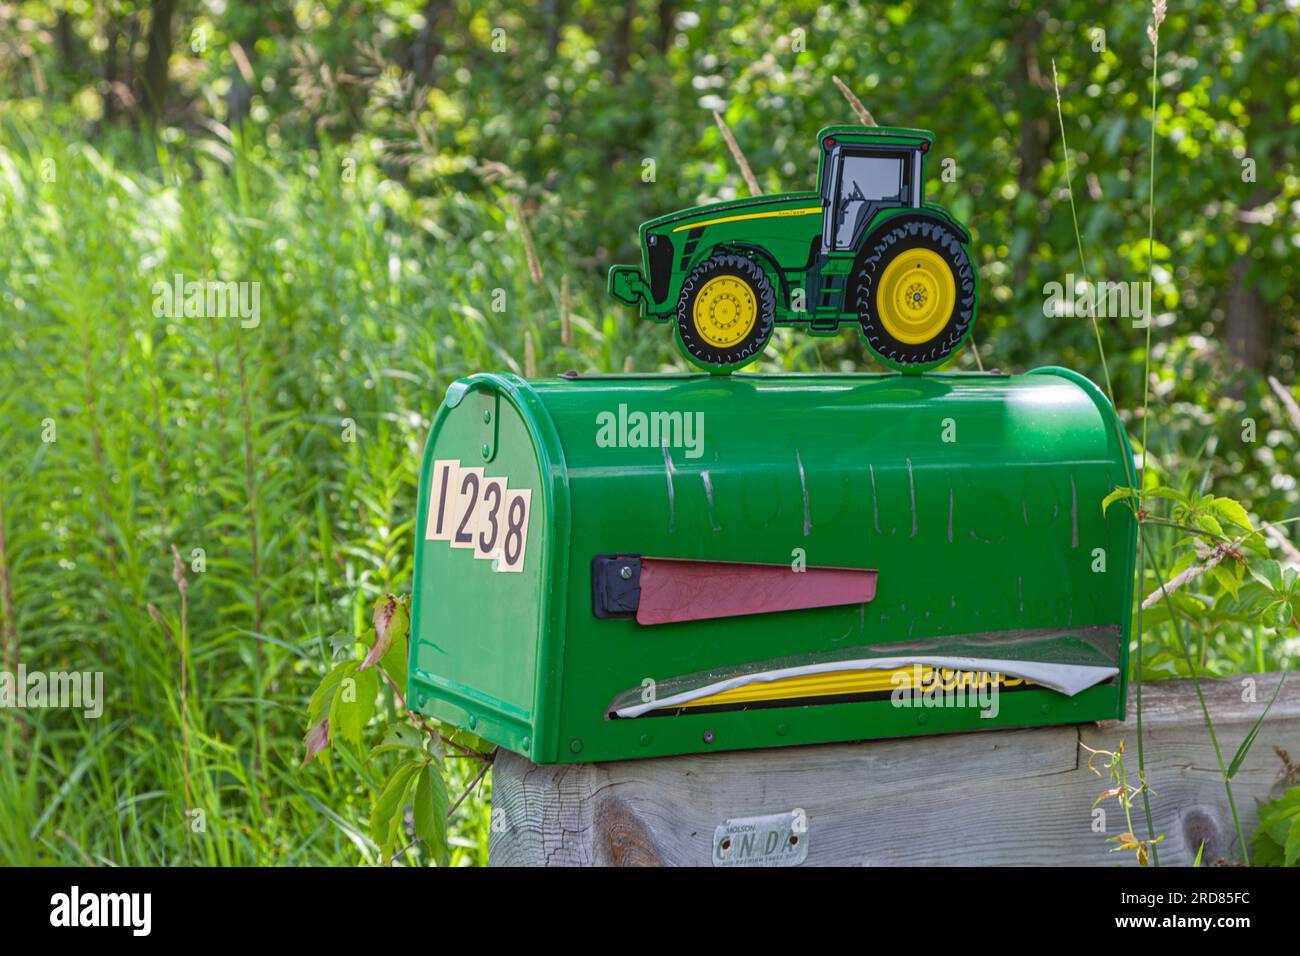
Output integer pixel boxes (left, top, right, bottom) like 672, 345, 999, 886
613, 656, 1118, 718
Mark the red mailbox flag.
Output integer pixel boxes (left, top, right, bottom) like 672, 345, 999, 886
635, 558, 877, 626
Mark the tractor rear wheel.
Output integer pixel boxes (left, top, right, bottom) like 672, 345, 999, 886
676, 254, 775, 372
851, 219, 976, 371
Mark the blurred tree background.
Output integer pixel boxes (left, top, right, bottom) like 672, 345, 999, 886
0, 0, 1297, 864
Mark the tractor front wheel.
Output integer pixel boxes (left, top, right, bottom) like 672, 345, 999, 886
852, 219, 977, 371
676, 254, 775, 373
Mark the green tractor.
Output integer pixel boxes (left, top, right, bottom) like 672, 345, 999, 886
609, 125, 978, 373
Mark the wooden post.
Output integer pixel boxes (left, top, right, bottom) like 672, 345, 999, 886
489, 672, 1297, 866
711, 110, 762, 197
832, 75, 877, 127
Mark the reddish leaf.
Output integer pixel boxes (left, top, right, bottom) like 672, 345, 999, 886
301, 718, 330, 767
363, 593, 410, 677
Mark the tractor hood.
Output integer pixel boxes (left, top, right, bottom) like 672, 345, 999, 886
639, 192, 821, 242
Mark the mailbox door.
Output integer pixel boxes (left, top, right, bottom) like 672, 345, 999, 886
408, 376, 566, 761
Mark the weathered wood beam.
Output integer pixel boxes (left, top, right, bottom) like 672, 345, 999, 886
490, 672, 1296, 866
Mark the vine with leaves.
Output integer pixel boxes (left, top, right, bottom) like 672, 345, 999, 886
301, 594, 495, 865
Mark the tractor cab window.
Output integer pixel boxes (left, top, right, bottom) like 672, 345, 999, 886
828, 151, 911, 251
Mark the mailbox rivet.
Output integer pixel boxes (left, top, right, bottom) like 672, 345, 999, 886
619, 565, 633, 580
703, 730, 715, 744
639, 734, 651, 747
776, 723, 789, 736
522, 736, 531, 751
1040, 703, 1051, 715
481, 442, 491, 459
569, 738, 583, 754
482, 410, 492, 424
468, 715, 477, 729
916, 712, 928, 725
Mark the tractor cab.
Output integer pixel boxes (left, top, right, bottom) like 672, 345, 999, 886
817, 129, 926, 255
805, 129, 932, 328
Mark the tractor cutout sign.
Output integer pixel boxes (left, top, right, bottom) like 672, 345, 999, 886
609, 125, 978, 373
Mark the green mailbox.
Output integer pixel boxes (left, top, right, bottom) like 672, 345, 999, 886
407, 368, 1137, 764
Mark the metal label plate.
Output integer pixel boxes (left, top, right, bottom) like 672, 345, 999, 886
712, 811, 808, 867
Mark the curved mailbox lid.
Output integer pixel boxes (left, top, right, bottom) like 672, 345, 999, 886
542, 369, 1132, 721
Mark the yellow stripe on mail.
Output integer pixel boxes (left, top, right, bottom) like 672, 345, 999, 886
667, 665, 1028, 710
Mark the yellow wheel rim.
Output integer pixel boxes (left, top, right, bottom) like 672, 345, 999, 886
693, 275, 757, 349
876, 248, 957, 345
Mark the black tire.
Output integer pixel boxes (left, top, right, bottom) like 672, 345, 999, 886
675, 254, 776, 372
851, 218, 977, 369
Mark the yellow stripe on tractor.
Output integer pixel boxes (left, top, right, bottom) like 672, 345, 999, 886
671, 206, 822, 233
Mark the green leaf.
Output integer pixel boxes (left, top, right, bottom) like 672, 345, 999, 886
444, 726, 495, 754
1138, 650, 1216, 681
1226, 674, 1286, 779
308, 659, 356, 726
1242, 534, 1272, 558
1263, 600, 1293, 630
1196, 513, 1224, 538
1210, 562, 1240, 600
1101, 486, 1136, 516
1192, 841, 1204, 868
413, 763, 450, 859
1138, 651, 1185, 679
1253, 833, 1284, 866
1248, 559, 1284, 593
329, 663, 378, 750
369, 721, 427, 760
1286, 815, 1300, 867
1211, 496, 1253, 532
1170, 549, 1197, 578
370, 759, 422, 849
1143, 486, 1187, 505
1257, 789, 1300, 846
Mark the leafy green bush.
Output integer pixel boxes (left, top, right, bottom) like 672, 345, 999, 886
1249, 750, 1300, 867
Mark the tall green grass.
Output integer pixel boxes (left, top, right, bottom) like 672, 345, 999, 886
0, 120, 637, 864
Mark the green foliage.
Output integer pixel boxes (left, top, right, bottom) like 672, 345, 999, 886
1101, 483, 1295, 678
1251, 785, 1300, 866
413, 763, 451, 859
0, 119, 515, 865
299, 590, 489, 866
